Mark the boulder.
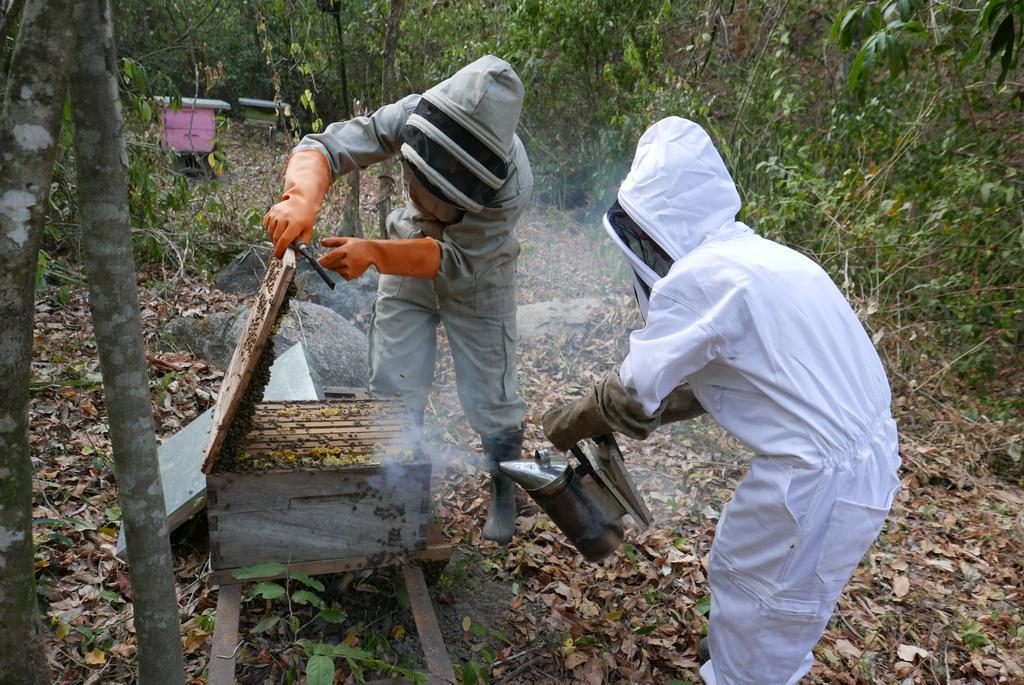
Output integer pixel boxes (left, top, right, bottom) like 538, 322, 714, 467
162, 300, 369, 387
215, 245, 274, 294
216, 245, 379, 321
271, 300, 369, 387
295, 269, 378, 321
162, 308, 243, 367
516, 297, 605, 340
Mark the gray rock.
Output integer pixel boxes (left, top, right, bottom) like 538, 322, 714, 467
162, 308, 244, 366
516, 297, 605, 340
272, 300, 369, 387
215, 245, 274, 294
215, 245, 379, 321
295, 269, 378, 321
162, 300, 369, 388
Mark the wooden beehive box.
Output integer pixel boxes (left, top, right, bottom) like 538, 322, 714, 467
207, 399, 431, 573
201, 249, 433, 578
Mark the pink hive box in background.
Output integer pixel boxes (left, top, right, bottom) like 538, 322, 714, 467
155, 97, 231, 154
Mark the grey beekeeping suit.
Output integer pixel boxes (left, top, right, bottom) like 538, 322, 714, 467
293, 55, 531, 451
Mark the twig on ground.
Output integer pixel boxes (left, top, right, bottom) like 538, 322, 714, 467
495, 654, 546, 683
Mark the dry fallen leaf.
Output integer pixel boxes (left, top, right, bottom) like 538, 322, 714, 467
897, 644, 931, 662
835, 639, 862, 660
892, 575, 910, 598
83, 649, 105, 666
184, 628, 209, 653
565, 651, 589, 669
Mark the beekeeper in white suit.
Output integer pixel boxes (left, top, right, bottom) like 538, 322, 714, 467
543, 117, 901, 684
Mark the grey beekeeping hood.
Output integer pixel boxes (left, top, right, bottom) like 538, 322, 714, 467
402, 55, 524, 213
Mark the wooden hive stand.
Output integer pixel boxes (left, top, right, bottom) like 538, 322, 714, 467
202, 248, 455, 685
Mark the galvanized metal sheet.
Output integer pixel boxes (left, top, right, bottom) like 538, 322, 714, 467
154, 95, 231, 110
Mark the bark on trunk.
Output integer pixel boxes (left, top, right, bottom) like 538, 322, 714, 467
0, 0, 29, 78
331, 7, 362, 238
377, 0, 404, 239
381, 0, 403, 102
343, 169, 363, 238
68, 2, 185, 683
0, 1, 72, 681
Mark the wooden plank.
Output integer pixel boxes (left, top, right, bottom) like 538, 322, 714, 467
251, 414, 406, 424
249, 418, 407, 428
403, 564, 457, 685
207, 464, 432, 569
208, 583, 242, 685
209, 536, 453, 585
242, 432, 407, 444
253, 399, 398, 409
202, 249, 296, 473
207, 463, 429, 512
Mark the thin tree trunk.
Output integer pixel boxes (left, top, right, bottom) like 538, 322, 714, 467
343, 169, 363, 237
377, 0, 404, 239
68, 1, 185, 683
0, 0, 29, 78
0, 0, 72, 681
381, 0, 403, 102
332, 7, 362, 237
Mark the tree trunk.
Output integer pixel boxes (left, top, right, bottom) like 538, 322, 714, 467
0, 0, 72, 681
377, 0, 404, 239
0, 0, 29, 83
331, 7, 362, 237
381, 0, 403, 102
343, 168, 363, 237
68, 1, 185, 683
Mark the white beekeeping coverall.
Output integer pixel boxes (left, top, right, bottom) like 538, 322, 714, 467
608, 117, 901, 684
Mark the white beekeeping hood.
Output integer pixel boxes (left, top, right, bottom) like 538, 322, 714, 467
603, 117, 746, 316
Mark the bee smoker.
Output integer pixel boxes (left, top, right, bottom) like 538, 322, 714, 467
499, 434, 652, 562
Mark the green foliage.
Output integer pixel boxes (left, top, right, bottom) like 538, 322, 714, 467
980, 1, 1024, 86
832, 1, 1024, 91
961, 621, 992, 650
238, 570, 427, 683
459, 658, 489, 685
831, 1, 927, 91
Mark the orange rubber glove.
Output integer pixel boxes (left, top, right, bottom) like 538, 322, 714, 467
262, 150, 332, 258
318, 237, 441, 280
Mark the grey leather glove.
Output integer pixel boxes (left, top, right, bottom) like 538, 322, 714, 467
542, 371, 705, 451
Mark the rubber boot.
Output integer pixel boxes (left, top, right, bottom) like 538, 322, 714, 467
481, 428, 523, 545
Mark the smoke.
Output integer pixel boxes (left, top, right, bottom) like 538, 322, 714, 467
366, 406, 480, 495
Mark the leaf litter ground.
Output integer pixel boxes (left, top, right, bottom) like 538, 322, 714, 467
28, 128, 1022, 684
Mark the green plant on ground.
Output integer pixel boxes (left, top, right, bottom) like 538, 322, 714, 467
233, 563, 427, 684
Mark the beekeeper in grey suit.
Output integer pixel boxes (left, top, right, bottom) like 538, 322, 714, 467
262, 55, 532, 544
